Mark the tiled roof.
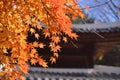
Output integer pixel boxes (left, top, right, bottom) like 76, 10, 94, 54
24, 66, 120, 80
72, 22, 120, 33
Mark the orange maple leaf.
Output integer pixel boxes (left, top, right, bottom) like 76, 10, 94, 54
38, 57, 48, 67
54, 52, 59, 58
30, 48, 37, 58
51, 45, 61, 52
19, 63, 29, 74
63, 37, 67, 43
50, 57, 56, 64
33, 42, 39, 47
30, 58, 37, 65
37, 24, 42, 30
51, 36, 60, 44
43, 29, 50, 38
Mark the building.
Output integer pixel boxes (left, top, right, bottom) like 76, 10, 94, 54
26, 21, 120, 80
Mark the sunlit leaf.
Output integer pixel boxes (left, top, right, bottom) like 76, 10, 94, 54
30, 28, 35, 34
39, 43, 45, 48
50, 57, 56, 64
54, 53, 59, 58
38, 57, 48, 68
35, 33, 40, 39
51, 36, 60, 44
30, 58, 37, 65
63, 37, 67, 43
19, 63, 29, 74
33, 42, 39, 47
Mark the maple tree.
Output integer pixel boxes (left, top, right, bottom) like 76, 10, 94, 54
0, 0, 85, 80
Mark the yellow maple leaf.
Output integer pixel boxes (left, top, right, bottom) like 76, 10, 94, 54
30, 28, 35, 34
2, 47, 8, 53
39, 43, 45, 48
34, 33, 39, 39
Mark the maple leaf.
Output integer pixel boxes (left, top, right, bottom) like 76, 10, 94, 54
33, 42, 38, 47
63, 37, 67, 43
43, 29, 50, 38
19, 63, 29, 74
55, 45, 61, 51
37, 24, 42, 30
54, 52, 59, 58
25, 15, 31, 25
30, 58, 37, 65
51, 45, 61, 52
49, 42, 55, 49
50, 57, 56, 64
69, 33, 78, 40
39, 43, 45, 48
30, 48, 37, 58
51, 36, 60, 44
38, 57, 48, 67
35, 33, 40, 39
30, 28, 35, 34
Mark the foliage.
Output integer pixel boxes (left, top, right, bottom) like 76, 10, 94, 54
0, 0, 85, 79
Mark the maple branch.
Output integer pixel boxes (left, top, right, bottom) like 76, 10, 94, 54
41, 0, 51, 26
109, 0, 120, 9
107, 2, 119, 20
64, 4, 83, 12
79, 17, 105, 39
40, 0, 57, 26
64, 0, 110, 10
67, 38, 78, 48
81, 0, 110, 10
40, 0, 61, 35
